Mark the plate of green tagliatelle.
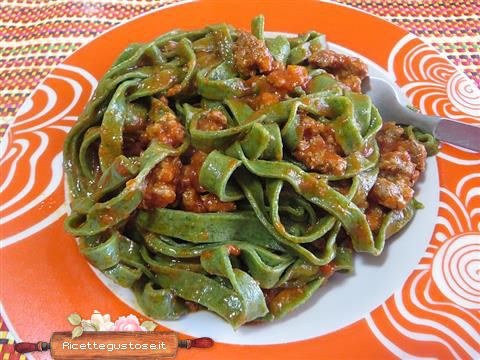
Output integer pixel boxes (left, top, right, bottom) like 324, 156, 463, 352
62, 15, 441, 341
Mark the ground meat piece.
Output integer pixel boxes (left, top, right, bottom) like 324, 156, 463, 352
226, 245, 241, 256
157, 95, 170, 105
242, 90, 281, 111
243, 75, 283, 110
376, 122, 406, 153
143, 156, 182, 208
178, 150, 236, 212
233, 31, 274, 77
166, 84, 183, 97
365, 204, 385, 233
295, 137, 347, 176
123, 98, 180, 156
181, 189, 236, 213
180, 189, 203, 212
245, 75, 276, 93
367, 122, 428, 210
376, 123, 427, 183
179, 150, 208, 193
145, 112, 185, 147
197, 110, 228, 131
300, 116, 339, 147
369, 177, 414, 210
308, 49, 367, 92
253, 92, 281, 109
266, 65, 309, 93
379, 151, 418, 185
242, 66, 309, 110
397, 139, 427, 172
294, 116, 347, 176
337, 74, 363, 94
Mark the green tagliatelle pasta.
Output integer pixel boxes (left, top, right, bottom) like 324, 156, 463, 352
64, 16, 437, 328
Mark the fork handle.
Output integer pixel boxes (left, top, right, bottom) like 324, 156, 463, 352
434, 118, 480, 152
394, 108, 479, 152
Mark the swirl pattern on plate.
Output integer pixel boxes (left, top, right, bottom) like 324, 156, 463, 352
0, 64, 96, 246
367, 33, 480, 359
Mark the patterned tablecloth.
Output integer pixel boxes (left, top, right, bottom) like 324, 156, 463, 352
0, 0, 479, 359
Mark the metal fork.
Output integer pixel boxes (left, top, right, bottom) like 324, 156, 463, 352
361, 77, 480, 152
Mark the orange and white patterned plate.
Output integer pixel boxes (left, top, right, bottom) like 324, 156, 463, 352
1, 1, 479, 359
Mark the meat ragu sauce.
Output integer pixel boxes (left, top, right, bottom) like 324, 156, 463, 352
366, 123, 427, 229
141, 110, 237, 212
294, 115, 347, 176
125, 30, 427, 219
361, 123, 427, 232
308, 48, 368, 93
